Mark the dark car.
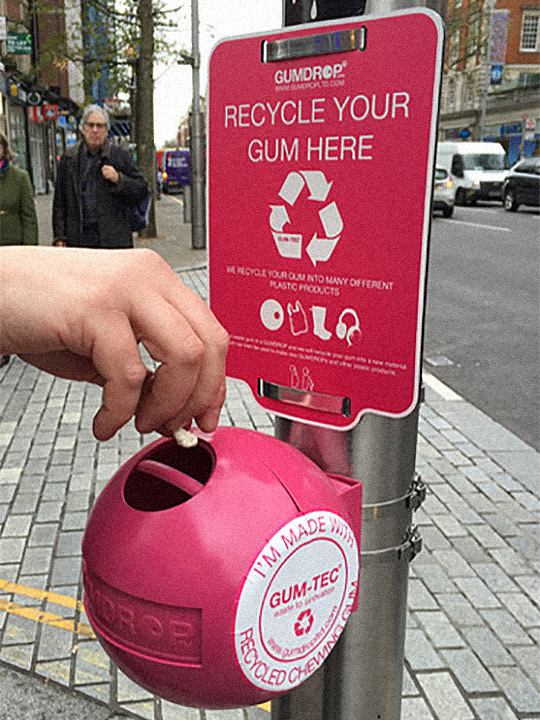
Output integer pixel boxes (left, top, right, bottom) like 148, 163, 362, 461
503, 157, 540, 212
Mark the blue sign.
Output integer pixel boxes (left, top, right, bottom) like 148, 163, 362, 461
490, 65, 503, 85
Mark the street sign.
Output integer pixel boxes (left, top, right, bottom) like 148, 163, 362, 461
208, 10, 443, 429
7, 32, 32, 55
42, 104, 59, 121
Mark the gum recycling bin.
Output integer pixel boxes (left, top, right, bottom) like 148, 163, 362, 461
82, 426, 362, 709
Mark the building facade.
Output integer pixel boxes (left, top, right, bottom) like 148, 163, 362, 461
439, 0, 540, 164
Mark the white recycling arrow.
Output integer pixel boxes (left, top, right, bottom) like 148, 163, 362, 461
270, 205, 290, 232
279, 172, 305, 206
306, 234, 340, 266
319, 202, 343, 238
300, 171, 333, 202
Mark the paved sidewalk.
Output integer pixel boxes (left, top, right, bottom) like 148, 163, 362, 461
1, 197, 539, 720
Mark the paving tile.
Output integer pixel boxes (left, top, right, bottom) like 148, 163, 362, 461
414, 611, 465, 648
451, 536, 491, 563
410, 562, 457, 594
35, 658, 72, 687
514, 574, 540, 603
206, 709, 245, 720
3, 614, 39, 645
55, 531, 84, 558
483, 513, 522, 538
402, 666, 419, 696
507, 533, 540, 562
404, 628, 444, 670
490, 665, 540, 714
488, 547, 532, 575
50, 555, 82, 587
509, 645, 540, 685
497, 591, 540, 628
421, 526, 452, 551
35, 500, 64, 523
29, 523, 59, 547
432, 550, 475, 577
480, 609, 534, 646
1, 515, 33, 538
461, 625, 514, 666
432, 515, 468, 537
20, 546, 54, 575
74, 641, 109, 685
470, 696, 519, 720
440, 648, 498, 692
467, 523, 509, 549
0, 643, 34, 670
416, 671, 474, 720
162, 701, 202, 720
436, 593, 483, 627
453, 576, 501, 608
37, 623, 74, 661
0, 537, 25, 564
407, 579, 438, 610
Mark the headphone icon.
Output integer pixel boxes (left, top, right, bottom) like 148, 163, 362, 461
336, 309, 361, 346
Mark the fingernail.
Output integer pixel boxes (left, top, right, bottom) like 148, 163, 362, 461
199, 407, 221, 433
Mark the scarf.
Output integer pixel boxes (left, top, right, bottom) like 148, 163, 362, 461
0, 158, 8, 174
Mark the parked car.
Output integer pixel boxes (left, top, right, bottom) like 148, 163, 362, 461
503, 157, 540, 212
432, 167, 456, 217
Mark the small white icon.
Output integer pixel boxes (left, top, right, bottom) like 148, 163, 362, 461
260, 298, 284, 331
302, 367, 315, 392
287, 300, 308, 336
311, 306, 332, 341
336, 309, 362, 347
290, 364, 300, 388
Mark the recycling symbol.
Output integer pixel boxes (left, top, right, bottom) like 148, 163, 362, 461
269, 171, 343, 267
294, 609, 314, 637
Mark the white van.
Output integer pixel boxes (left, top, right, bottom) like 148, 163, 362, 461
436, 142, 509, 205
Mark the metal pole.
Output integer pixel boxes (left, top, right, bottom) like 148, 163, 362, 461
479, 0, 495, 141
190, 0, 206, 249
272, 2, 445, 719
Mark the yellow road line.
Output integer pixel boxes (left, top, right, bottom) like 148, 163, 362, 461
166, 194, 184, 206
0, 598, 95, 638
0, 577, 83, 611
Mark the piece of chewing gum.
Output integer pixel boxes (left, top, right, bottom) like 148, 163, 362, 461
173, 427, 198, 448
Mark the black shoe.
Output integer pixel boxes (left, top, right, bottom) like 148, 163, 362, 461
0, 355, 10, 369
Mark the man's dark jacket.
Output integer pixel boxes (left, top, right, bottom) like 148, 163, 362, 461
52, 140, 149, 248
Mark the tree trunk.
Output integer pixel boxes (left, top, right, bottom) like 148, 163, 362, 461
136, 0, 157, 238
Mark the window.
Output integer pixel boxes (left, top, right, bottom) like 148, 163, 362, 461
450, 28, 461, 65
520, 13, 539, 51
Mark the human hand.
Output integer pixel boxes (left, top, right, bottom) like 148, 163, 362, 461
101, 164, 120, 183
0, 247, 229, 441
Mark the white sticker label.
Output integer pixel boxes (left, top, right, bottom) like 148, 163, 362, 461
234, 510, 359, 692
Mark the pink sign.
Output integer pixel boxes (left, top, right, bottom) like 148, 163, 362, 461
209, 10, 443, 429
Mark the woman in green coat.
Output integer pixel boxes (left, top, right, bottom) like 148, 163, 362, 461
0, 131, 38, 367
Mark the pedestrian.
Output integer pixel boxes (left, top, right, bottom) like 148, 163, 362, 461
0, 131, 38, 369
52, 104, 149, 248
0, 246, 229, 440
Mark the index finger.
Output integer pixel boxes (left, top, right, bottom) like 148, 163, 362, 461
132, 287, 229, 435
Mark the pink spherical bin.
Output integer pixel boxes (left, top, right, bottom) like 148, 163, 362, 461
82, 427, 362, 709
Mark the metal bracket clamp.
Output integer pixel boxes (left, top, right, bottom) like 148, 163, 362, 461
406, 475, 426, 512
362, 476, 426, 521
360, 526, 423, 566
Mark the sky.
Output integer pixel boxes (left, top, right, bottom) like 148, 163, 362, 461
153, 1, 283, 147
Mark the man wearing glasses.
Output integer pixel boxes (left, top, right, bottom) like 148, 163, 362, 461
53, 104, 149, 249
